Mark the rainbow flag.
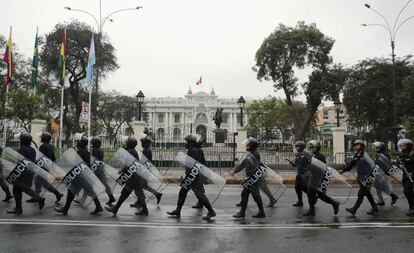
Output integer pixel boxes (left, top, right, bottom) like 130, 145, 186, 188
57, 29, 66, 87
2, 27, 13, 85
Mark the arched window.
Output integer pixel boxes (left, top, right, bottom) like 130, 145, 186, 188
157, 128, 165, 140
173, 128, 181, 141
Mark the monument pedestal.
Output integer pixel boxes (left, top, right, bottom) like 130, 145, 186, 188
214, 129, 226, 144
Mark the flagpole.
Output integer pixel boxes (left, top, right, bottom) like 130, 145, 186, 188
33, 26, 38, 97
3, 84, 9, 148
87, 87, 92, 151
3, 26, 12, 148
59, 85, 64, 149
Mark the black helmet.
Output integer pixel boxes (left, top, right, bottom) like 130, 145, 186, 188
307, 140, 321, 151
75, 133, 88, 148
40, 132, 52, 143
140, 133, 153, 148
243, 137, 259, 151
123, 135, 138, 149
294, 141, 306, 151
184, 134, 197, 144
15, 132, 32, 145
195, 134, 204, 148
354, 139, 365, 147
372, 141, 386, 153
91, 136, 102, 148
398, 139, 413, 149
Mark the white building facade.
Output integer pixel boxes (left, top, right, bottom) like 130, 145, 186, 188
143, 88, 245, 142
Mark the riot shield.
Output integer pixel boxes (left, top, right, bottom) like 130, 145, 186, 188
1, 148, 56, 196
114, 148, 163, 202
90, 156, 119, 196
138, 152, 166, 202
174, 151, 226, 205
376, 153, 400, 177
374, 153, 403, 197
359, 152, 380, 187
33, 149, 64, 197
233, 152, 286, 203
324, 166, 353, 204
54, 148, 105, 208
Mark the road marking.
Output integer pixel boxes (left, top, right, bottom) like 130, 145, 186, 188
0, 218, 413, 230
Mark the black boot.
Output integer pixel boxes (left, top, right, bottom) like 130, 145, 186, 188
267, 198, 277, 208
303, 208, 315, 217
105, 205, 119, 216
7, 208, 22, 215
345, 207, 357, 216
252, 210, 266, 218
333, 201, 340, 215
366, 206, 378, 215
233, 211, 245, 219
55, 192, 64, 204
375, 201, 385, 206
406, 209, 414, 216
203, 209, 216, 220
90, 199, 103, 215
293, 200, 303, 207
106, 194, 116, 205
38, 198, 45, 210
167, 209, 181, 218
390, 193, 399, 205
156, 193, 162, 205
235, 202, 242, 207
54, 206, 68, 215
135, 206, 149, 216
130, 201, 140, 208
3, 193, 13, 202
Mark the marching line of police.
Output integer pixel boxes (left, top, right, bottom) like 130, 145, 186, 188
1, 131, 414, 220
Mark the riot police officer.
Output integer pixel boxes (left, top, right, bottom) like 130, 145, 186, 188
7, 133, 45, 215
105, 136, 148, 216
27, 132, 63, 204
372, 141, 399, 206
231, 137, 265, 218
304, 140, 339, 216
167, 134, 216, 220
0, 147, 13, 202
341, 140, 378, 215
91, 136, 116, 205
397, 139, 414, 216
55, 133, 103, 215
130, 134, 162, 208
290, 141, 311, 207
192, 134, 208, 209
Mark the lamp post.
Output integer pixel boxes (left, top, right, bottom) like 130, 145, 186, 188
64, 1, 142, 131
334, 99, 342, 127
136, 90, 145, 121
362, 1, 414, 149
237, 96, 246, 127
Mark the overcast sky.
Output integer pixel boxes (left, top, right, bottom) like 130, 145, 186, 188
1, 0, 414, 100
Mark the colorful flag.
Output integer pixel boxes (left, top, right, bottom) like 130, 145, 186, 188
196, 76, 202, 85
57, 29, 67, 87
85, 34, 95, 87
2, 27, 13, 85
31, 28, 39, 88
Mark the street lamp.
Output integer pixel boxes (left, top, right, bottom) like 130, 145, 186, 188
334, 99, 342, 127
237, 96, 246, 127
64, 1, 142, 131
362, 0, 414, 149
136, 90, 145, 121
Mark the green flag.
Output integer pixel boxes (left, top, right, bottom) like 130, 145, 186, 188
31, 28, 39, 88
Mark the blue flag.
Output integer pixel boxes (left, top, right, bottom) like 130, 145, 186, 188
85, 34, 96, 87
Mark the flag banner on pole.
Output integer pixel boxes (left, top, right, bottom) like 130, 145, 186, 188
2, 27, 13, 85
31, 28, 39, 88
196, 76, 202, 85
85, 34, 95, 87
57, 29, 66, 87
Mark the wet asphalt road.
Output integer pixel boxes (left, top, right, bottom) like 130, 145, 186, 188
0, 185, 413, 253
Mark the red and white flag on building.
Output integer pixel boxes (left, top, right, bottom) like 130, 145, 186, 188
196, 76, 202, 85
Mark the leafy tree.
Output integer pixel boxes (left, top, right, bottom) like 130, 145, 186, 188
97, 90, 136, 144
6, 89, 47, 131
40, 20, 119, 137
343, 57, 413, 140
253, 21, 335, 139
